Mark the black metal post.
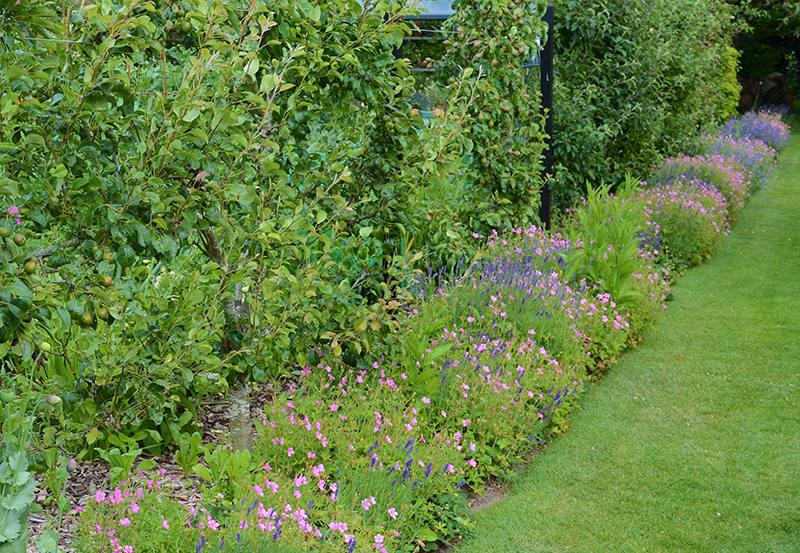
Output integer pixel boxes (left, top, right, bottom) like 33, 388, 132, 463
538, 4, 554, 230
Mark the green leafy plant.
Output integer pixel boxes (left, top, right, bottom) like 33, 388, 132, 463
564, 178, 647, 305
39, 450, 70, 514
0, 0, 492, 455
173, 431, 203, 477
0, 392, 35, 552
437, 0, 550, 230
192, 444, 255, 502
400, 303, 453, 396
94, 447, 155, 488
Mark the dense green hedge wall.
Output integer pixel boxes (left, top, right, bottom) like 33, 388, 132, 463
550, 0, 741, 210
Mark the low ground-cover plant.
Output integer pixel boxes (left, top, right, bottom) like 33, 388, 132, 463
644, 107, 791, 270
650, 154, 751, 224
695, 134, 777, 193
638, 178, 729, 267
721, 109, 792, 152
72, 216, 671, 552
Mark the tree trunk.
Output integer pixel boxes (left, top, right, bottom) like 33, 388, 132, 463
198, 227, 254, 452
229, 371, 253, 452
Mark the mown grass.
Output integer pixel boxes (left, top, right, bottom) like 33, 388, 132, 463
454, 123, 800, 552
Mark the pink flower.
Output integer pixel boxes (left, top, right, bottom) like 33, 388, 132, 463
375, 534, 385, 545
95, 491, 106, 502
207, 515, 219, 530
294, 490, 302, 499
287, 447, 294, 457
387, 507, 398, 519
124, 547, 133, 553
161, 519, 169, 530
330, 403, 338, 411
254, 484, 263, 497
130, 501, 139, 513
7, 206, 19, 215
468, 459, 477, 468
421, 397, 430, 404
119, 518, 131, 527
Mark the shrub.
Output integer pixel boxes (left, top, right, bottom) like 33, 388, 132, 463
434, 0, 550, 231
0, 0, 515, 453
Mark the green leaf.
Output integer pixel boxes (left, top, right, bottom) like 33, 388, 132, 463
359, 226, 373, 238
295, 0, 314, 18
183, 106, 202, 122
49, 164, 68, 178
1, 479, 35, 512
6, 282, 32, 302
238, 185, 256, 206
0, 179, 19, 197
0, 512, 25, 546
192, 464, 213, 483
417, 528, 438, 542
34, 528, 57, 553
86, 427, 99, 445
116, 245, 136, 268
55, 307, 71, 329
137, 459, 157, 473
23, 134, 46, 149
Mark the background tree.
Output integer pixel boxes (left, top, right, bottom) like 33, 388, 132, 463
729, 0, 800, 108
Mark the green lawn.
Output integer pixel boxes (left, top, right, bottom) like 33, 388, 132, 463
454, 125, 800, 552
